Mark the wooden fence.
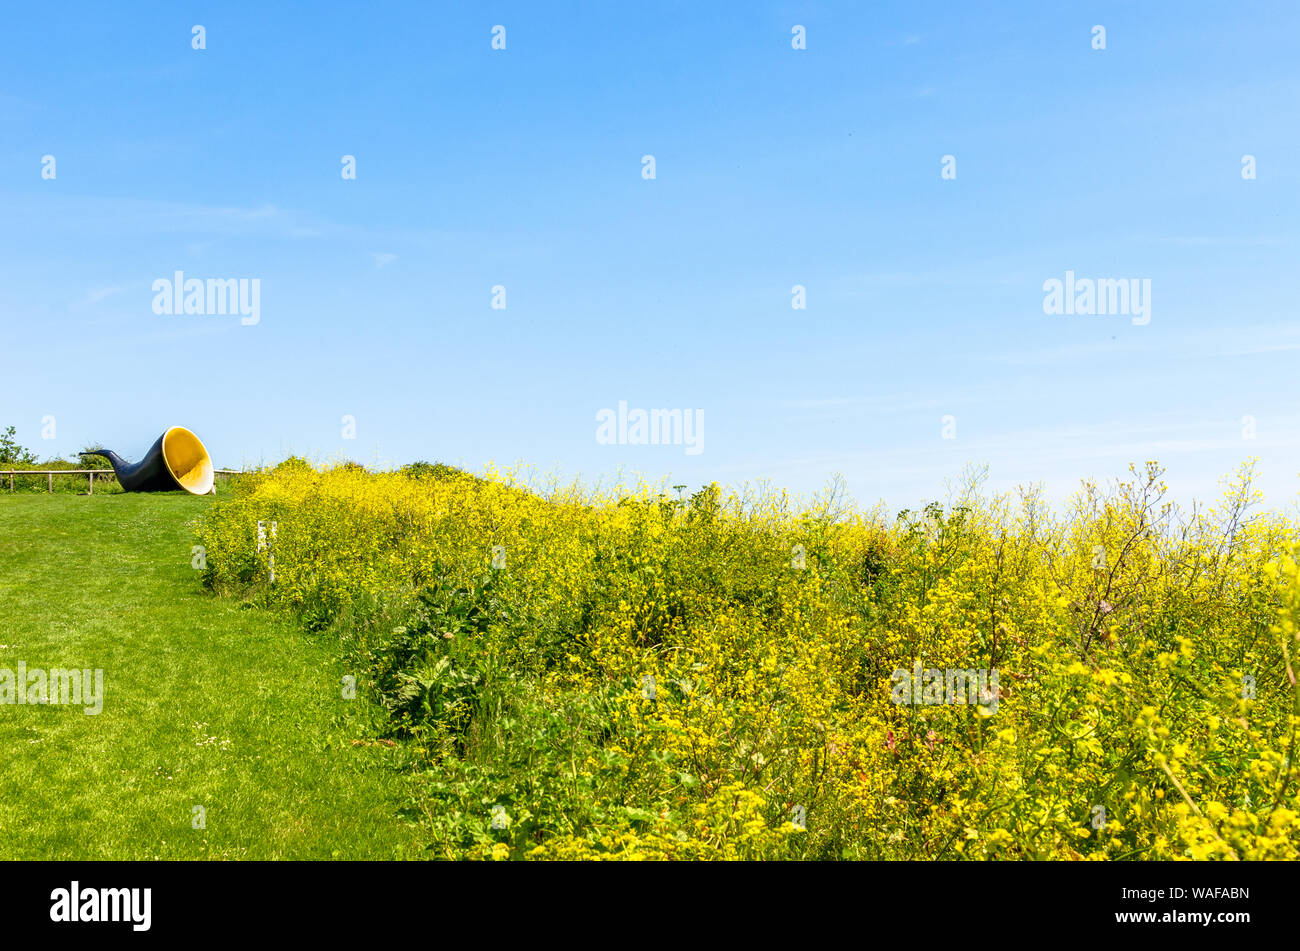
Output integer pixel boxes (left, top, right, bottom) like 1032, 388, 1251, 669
1, 469, 245, 494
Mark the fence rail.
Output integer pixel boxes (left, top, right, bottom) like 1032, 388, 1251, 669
1, 469, 245, 494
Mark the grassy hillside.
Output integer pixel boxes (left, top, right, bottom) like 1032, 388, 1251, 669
0, 493, 418, 859
6, 463, 1300, 862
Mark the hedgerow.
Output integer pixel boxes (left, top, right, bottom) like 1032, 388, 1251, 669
195, 458, 1300, 860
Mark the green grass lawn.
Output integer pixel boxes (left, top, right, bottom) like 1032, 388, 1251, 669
0, 493, 419, 859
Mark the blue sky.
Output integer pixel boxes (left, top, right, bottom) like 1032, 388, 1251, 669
2, 1, 1298, 512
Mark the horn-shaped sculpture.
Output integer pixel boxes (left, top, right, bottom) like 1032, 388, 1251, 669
80, 427, 215, 495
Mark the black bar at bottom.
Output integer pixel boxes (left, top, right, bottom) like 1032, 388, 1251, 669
0, 859, 1280, 938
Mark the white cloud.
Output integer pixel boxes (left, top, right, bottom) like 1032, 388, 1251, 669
76, 285, 132, 307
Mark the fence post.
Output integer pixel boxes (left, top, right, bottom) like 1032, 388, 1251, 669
48, 472, 53, 493
89, 472, 94, 495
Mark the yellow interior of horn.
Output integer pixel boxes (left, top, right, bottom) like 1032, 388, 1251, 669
162, 427, 214, 495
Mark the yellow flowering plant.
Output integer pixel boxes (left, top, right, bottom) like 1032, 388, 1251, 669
195, 458, 1300, 860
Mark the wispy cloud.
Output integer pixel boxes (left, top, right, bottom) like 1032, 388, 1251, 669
2, 194, 344, 242
776, 392, 956, 421
0, 92, 39, 119
1129, 233, 1291, 248
717, 412, 1300, 507
987, 323, 1300, 366
76, 285, 132, 306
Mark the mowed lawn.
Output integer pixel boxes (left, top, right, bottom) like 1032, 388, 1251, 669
0, 493, 419, 859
